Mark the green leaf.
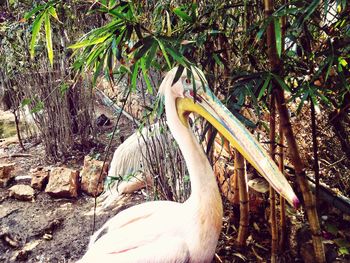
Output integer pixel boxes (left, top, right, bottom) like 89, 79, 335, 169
173, 7, 192, 23
256, 17, 272, 42
59, 83, 69, 95
44, 12, 53, 66
145, 41, 158, 69
166, 46, 186, 65
274, 17, 282, 57
172, 65, 184, 86
339, 247, 349, 256
272, 74, 291, 92
131, 61, 140, 91
30, 13, 45, 59
134, 38, 154, 61
325, 56, 334, 81
140, 57, 153, 94
21, 98, 31, 107
31, 101, 44, 114
296, 90, 309, 114
69, 33, 113, 49
48, 6, 60, 22
24, 4, 46, 20
157, 40, 171, 69
258, 74, 271, 100
304, 0, 320, 22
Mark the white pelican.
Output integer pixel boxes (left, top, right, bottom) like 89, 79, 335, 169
79, 67, 299, 262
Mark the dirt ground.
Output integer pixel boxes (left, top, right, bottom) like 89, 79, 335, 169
0, 107, 142, 262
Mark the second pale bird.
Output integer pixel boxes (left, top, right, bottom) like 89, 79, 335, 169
79, 67, 299, 262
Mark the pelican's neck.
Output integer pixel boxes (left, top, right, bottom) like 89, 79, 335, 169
164, 92, 221, 203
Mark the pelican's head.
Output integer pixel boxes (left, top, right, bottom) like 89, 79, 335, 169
159, 66, 299, 209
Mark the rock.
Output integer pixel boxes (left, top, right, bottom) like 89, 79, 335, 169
30, 167, 50, 190
80, 156, 108, 196
14, 175, 32, 184
247, 178, 269, 193
9, 185, 35, 201
0, 163, 15, 187
45, 167, 79, 198
96, 114, 111, 126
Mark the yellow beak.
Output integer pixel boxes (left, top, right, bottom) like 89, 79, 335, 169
176, 90, 299, 208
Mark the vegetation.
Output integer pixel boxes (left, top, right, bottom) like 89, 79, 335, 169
1, 0, 349, 261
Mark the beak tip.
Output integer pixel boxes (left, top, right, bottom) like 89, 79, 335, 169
293, 197, 300, 209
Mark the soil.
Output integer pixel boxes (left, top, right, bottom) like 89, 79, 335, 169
0, 106, 140, 263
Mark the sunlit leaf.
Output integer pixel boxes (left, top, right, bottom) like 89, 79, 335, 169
30, 13, 45, 59
44, 12, 53, 66
48, 6, 60, 22
173, 7, 192, 23
274, 17, 282, 57
69, 33, 113, 49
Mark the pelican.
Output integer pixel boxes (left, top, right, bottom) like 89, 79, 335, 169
79, 67, 299, 262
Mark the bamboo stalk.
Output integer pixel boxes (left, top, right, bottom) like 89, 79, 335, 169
263, 0, 325, 260
269, 93, 278, 263
235, 149, 249, 247
279, 122, 287, 250
310, 100, 320, 209
275, 89, 325, 262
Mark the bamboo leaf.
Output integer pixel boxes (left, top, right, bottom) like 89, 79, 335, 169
48, 6, 60, 22
44, 12, 53, 66
30, 13, 45, 59
166, 46, 186, 65
258, 74, 271, 100
274, 17, 282, 57
272, 73, 291, 92
145, 41, 158, 69
24, 4, 46, 20
172, 65, 184, 86
140, 57, 153, 94
134, 38, 154, 61
157, 40, 171, 69
173, 7, 192, 23
304, 0, 320, 22
69, 33, 113, 49
131, 61, 140, 91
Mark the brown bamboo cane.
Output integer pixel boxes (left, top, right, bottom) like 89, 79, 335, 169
269, 94, 278, 262
235, 150, 249, 247
263, 0, 325, 261
279, 122, 287, 250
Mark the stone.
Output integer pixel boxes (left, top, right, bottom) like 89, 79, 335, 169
0, 163, 15, 187
80, 156, 108, 197
247, 178, 269, 193
30, 167, 50, 190
45, 167, 79, 198
9, 185, 35, 201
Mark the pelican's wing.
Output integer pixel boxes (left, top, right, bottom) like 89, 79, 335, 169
82, 201, 187, 262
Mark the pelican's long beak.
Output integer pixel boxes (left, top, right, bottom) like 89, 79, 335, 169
176, 88, 299, 209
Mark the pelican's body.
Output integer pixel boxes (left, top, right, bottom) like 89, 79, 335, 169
79, 67, 298, 262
